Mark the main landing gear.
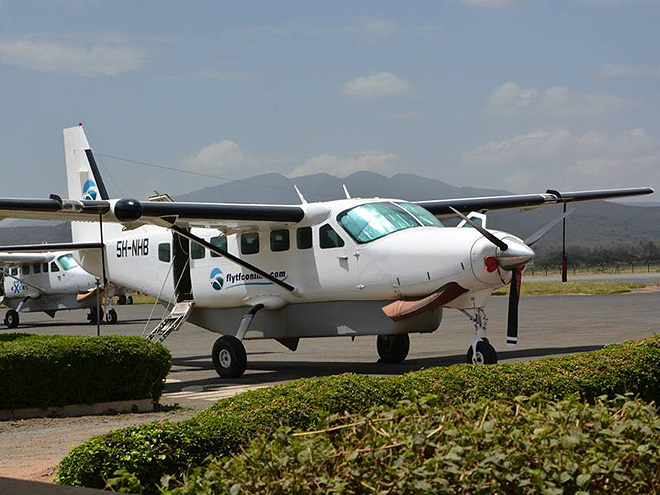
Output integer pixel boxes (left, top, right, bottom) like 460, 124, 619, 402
376, 334, 410, 363
4, 309, 19, 329
211, 304, 263, 379
460, 307, 498, 365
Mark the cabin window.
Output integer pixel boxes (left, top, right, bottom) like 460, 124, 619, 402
297, 227, 312, 249
57, 254, 78, 271
158, 243, 171, 263
241, 232, 260, 255
191, 241, 205, 260
42, 263, 49, 273
319, 224, 345, 249
50, 262, 60, 272
270, 229, 289, 252
210, 236, 228, 257
10, 267, 18, 276
33, 263, 41, 274
22, 264, 30, 275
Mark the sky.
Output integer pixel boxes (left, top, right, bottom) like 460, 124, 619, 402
0, 0, 658, 202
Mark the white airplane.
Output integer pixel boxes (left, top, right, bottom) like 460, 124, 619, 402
0, 249, 127, 328
0, 125, 653, 377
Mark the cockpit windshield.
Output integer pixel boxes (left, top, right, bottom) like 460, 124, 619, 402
337, 202, 443, 244
57, 254, 78, 271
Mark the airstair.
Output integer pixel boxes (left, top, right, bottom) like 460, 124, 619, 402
145, 300, 195, 343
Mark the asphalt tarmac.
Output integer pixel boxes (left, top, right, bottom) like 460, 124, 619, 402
6, 289, 659, 409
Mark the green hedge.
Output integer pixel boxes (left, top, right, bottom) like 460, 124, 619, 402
155, 395, 660, 495
0, 334, 171, 410
57, 336, 660, 491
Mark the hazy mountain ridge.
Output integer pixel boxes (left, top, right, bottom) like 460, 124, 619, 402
0, 171, 657, 248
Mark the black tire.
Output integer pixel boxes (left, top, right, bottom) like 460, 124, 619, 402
127, 295, 134, 305
117, 295, 127, 305
106, 309, 118, 324
88, 308, 104, 325
466, 340, 498, 365
212, 336, 247, 378
4, 310, 19, 329
376, 334, 410, 363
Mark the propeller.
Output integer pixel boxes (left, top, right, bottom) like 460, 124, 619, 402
449, 206, 577, 348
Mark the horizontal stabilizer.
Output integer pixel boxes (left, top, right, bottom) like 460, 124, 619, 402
382, 282, 468, 322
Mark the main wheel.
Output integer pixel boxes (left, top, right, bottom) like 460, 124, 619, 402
212, 336, 247, 378
106, 309, 118, 324
466, 340, 498, 365
4, 310, 19, 329
117, 295, 127, 305
376, 334, 410, 363
88, 308, 104, 325
127, 295, 134, 305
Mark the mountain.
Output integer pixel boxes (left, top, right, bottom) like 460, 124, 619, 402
0, 171, 657, 248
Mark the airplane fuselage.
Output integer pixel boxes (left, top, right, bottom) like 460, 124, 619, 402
76, 198, 514, 339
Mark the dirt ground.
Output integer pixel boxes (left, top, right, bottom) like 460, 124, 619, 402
0, 410, 194, 482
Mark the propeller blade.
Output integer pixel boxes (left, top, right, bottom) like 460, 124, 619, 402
506, 266, 523, 346
449, 206, 508, 251
524, 208, 576, 247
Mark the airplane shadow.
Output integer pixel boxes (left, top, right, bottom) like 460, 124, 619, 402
9, 318, 153, 329
165, 344, 603, 393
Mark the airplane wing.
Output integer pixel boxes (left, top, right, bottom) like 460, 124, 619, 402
0, 187, 653, 229
414, 187, 655, 219
0, 252, 53, 265
0, 197, 305, 232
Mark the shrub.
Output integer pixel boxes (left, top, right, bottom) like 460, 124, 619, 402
57, 336, 660, 491
158, 395, 660, 495
0, 334, 171, 409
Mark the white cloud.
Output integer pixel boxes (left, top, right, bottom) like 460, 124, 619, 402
598, 63, 660, 78
0, 40, 145, 76
184, 140, 246, 173
342, 72, 420, 99
463, 127, 659, 191
357, 19, 400, 37
289, 151, 398, 177
461, 0, 523, 7
485, 81, 633, 117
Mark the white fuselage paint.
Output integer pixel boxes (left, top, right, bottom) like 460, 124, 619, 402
74, 198, 515, 340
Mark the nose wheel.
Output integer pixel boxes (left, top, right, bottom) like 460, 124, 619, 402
460, 307, 498, 365
466, 339, 497, 365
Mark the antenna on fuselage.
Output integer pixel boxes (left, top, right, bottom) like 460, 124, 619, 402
293, 185, 307, 204
342, 184, 352, 199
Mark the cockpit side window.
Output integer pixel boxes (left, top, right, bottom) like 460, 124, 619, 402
396, 202, 444, 227
319, 224, 345, 249
50, 262, 60, 273
57, 254, 78, 271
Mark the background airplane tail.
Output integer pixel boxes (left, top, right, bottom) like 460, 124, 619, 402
64, 125, 123, 243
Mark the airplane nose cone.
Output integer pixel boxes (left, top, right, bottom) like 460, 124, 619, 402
496, 240, 536, 270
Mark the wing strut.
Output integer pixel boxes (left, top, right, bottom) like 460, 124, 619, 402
168, 224, 297, 293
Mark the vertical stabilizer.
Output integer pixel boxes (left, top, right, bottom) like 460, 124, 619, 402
64, 124, 121, 244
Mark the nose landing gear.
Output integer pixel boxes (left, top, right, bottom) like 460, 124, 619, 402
460, 307, 498, 365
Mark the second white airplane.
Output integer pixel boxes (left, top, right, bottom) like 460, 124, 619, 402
0, 125, 653, 377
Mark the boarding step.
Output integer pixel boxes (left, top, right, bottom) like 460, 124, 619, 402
145, 300, 195, 343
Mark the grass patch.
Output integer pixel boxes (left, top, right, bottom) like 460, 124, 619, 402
492, 280, 647, 296
56, 336, 660, 491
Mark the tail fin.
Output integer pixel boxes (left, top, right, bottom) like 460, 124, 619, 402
64, 124, 122, 243
64, 124, 109, 201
